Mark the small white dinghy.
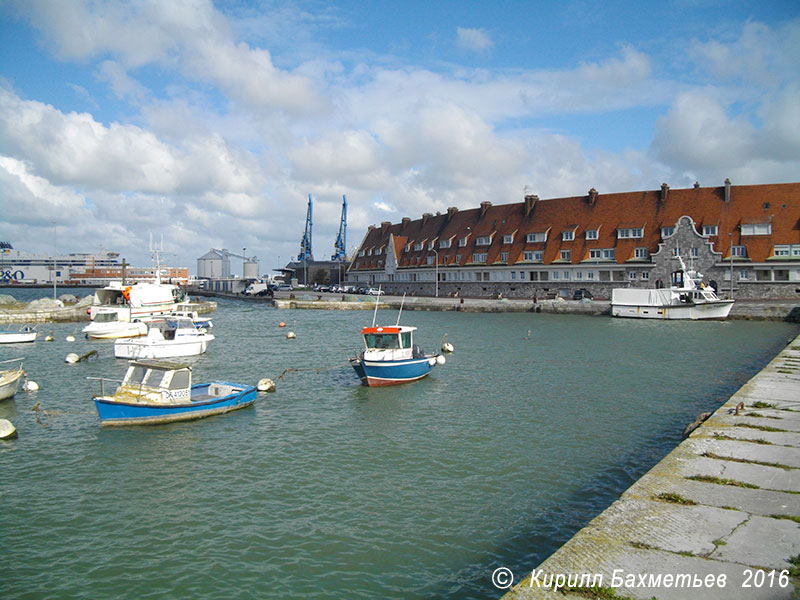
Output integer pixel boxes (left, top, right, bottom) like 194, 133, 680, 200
0, 418, 18, 439
0, 325, 37, 344
0, 358, 26, 401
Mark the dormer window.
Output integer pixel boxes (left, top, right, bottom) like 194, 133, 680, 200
503, 233, 514, 244
476, 235, 492, 246
458, 236, 469, 247
661, 227, 675, 238
413, 242, 423, 251
526, 231, 547, 243
617, 228, 643, 239
439, 239, 451, 249
702, 225, 718, 236
427, 239, 437, 250
585, 229, 598, 240
741, 223, 771, 236
562, 231, 574, 241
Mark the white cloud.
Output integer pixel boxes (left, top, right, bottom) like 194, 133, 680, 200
456, 27, 493, 53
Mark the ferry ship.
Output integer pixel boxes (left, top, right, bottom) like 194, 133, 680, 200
0, 242, 120, 284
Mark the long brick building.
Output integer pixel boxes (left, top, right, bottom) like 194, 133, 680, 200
347, 180, 800, 300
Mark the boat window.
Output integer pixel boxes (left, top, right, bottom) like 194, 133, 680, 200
127, 365, 147, 385
95, 312, 119, 323
364, 333, 400, 349
169, 370, 190, 390
146, 369, 169, 388
401, 332, 412, 348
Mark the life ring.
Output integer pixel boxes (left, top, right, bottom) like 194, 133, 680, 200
122, 286, 132, 301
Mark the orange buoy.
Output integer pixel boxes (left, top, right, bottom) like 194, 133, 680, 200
279, 322, 286, 328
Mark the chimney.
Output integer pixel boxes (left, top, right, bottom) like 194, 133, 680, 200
524, 194, 538, 217
693, 181, 700, 189
660, 183, 669, 202
401, 217, 411, 229
587, 188, 598, 206
422, 212, 432, 225
724, 178, 731, 202
381, 221, 391, 234
480, 201, 492, 218
447, 206, 458, 221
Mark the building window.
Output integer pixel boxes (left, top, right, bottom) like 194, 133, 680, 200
472, 253, 487, 263
617, 228, 643, 239
634, 247, 648, 259
671, 247, 681, 257
661, 227, 675, 237
458, 237, 468, 247
428, 240, 436, 250
703, 225, 718, 236
642, 272, 649, 280
426, 255, 434, 265
587, 271, 595, 280
629, 271, 636, 280
731, 245, 747, 257
439, 239, 451, 249
576, 271, 583, 279
476, 235, 492, 246
562, 230, 574, 241
741, 223, 772, 236
774, 245, 790, 257
563, 271, 570, 280
503, 234, 514, 244
413, 242, 423, 251
739, 270, 749, 280
500, 252, 508, 262
586, 229, 598, 240
560, 249, 571, 261
690, 247, 698, 258
526, 232, 547, 243
511, 271, 516, 280
589, 248, 615, 260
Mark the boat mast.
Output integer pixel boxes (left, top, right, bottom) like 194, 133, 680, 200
396, 293, 406, 326
371, 285, 381, 327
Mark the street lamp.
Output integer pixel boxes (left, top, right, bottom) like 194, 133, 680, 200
432, 248, 439, 297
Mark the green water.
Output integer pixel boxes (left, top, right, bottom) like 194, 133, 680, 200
1, 293, 797, 599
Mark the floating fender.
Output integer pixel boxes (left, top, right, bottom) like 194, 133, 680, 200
257, 378, 276, 393
428, 357, 436, 366
286, 331, 296, 339
441, 342, 454, 353
279, 322, 286, 328
23, 380, 39, 392
45, 333, 54, 342
0, 419, 17, 440
66, 335, 76, 342
65, 353, 80, 364
435, 355, 446, 366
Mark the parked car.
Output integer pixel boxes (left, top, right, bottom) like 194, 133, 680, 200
366, 288, 385, 296
573, 288, 593, 300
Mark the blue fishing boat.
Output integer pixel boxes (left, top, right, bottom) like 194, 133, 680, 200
89, 360, 256, 426
350, 292, 445, 386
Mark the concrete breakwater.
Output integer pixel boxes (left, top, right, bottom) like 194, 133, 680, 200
501, 332, 800, 600
0, 300, 217, 324
193, 289, 800, 320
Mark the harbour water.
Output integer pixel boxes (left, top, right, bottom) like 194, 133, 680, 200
1, 289, 798, 599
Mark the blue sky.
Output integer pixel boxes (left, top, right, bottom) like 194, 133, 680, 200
1, 0, 798, 275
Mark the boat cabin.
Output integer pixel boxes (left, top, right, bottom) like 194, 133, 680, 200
361, 326, 417, 349
118, 360, 192, 404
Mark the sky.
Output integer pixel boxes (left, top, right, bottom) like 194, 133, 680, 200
1, 0, 799, 276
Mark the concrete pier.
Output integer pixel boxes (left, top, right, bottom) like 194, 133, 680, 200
502, 333, 800, 599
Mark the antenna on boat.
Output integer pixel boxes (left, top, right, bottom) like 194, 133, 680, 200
396, 293, 406, 326
371, 285, 381, 327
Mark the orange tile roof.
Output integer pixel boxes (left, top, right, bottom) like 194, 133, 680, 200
351, 182, 800, 270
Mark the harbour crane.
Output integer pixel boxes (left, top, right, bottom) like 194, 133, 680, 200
298, 194, 313, 262
331, 195, 347, 261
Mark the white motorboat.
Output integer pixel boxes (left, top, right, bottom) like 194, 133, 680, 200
114, 317, 214, 359
611, 256, 734, 320
170, 309, 213, 329
86, 278, 183, 324
0, 358, 25, 400
0, 325, 37, 344
82, 311, 149, 339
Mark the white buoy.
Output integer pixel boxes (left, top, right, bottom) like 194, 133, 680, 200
436, 355, 446, 365
0, 419, 18, 440
23, 380, 39, 392
257, 378, 276, 392
441, 341, 454, 353
66, 335, 76, 342
65, 353, 79, 364
286, 331, 296, 339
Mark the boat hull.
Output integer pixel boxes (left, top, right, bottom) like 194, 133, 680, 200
0, 368, 24, 401
94, 383, 256, 426
351, 355, 437, 386
82, 321, 149, 339
114, 336, 214, 359
611, 300, 734, 320
0, 332, 37, 344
